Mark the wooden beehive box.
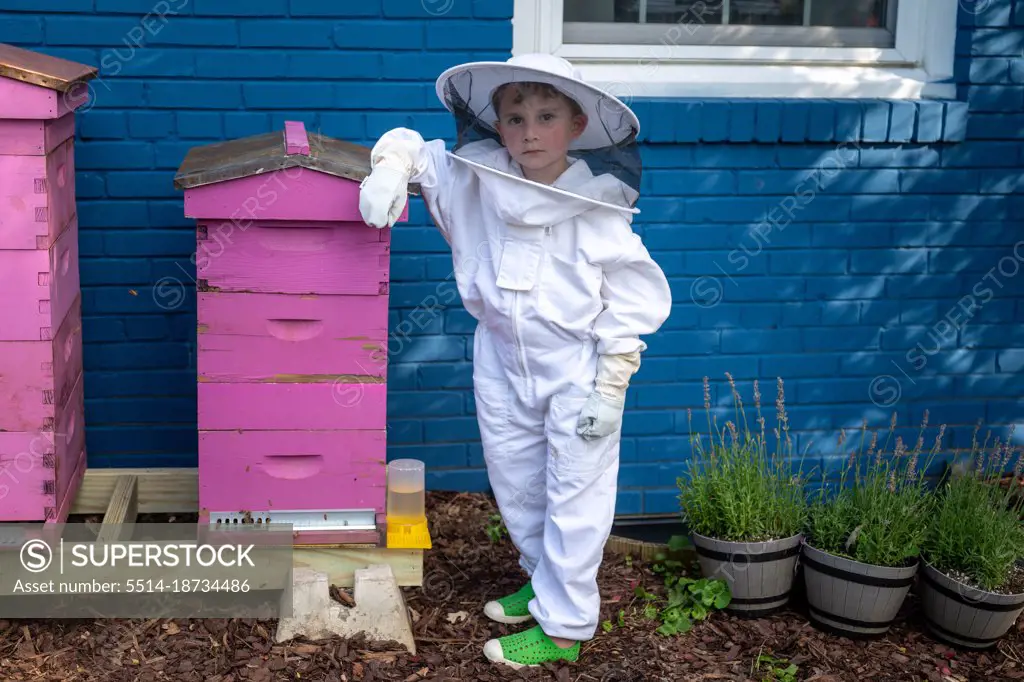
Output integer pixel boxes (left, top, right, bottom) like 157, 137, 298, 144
174, 121, 416, 545
0, 44, 94, 523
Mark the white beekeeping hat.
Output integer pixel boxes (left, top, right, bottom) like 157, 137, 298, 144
435, 53, 642, 214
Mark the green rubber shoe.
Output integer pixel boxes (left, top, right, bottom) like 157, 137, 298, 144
483, 581, 536, 624
483, 625, 580, 669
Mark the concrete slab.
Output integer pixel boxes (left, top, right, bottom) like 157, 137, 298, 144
274, 563, 416, 654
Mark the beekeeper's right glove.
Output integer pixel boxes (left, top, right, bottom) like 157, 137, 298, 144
359, 131, 421, 228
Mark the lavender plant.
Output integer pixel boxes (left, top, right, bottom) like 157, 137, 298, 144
677, 375, 808, 543
805, 413, 939, 568
923, 424, 1024, 593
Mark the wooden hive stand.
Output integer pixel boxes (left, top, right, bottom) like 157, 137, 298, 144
67, 468, 425, 588
0, 43, 95, 526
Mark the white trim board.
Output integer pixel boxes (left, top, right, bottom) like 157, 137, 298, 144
512, 0, 958, 100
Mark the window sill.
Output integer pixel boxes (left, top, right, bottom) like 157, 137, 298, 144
579, 62, 957, 101
627, 97, 969, 145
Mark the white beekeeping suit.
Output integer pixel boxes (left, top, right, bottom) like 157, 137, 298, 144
359, 53, 672, 655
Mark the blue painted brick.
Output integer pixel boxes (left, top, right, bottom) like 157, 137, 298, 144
241, 20, 334, 47
769, 250, 847, 274
915, 101, 945, 142
384, 0, 472, 18
103, 49, 194, 78
807, 102, 835, 142
966, 85, 1024, 112
812, 223, 891, 248
803, 327, 881, 352
780, 101, 809, 142
176, 112, 223, 138
426, 468, 490, 492
967, 113, 1024, 139
127, 112, 175, 139
389, 444, 468, 469
95, 0, 192, 11
643, 331, 719, 357
997, 350, 1024, 373
886, 101, 916, 142
941, 141, 1019, 167
243, 83, 335, 108
858, 145, 940, 168
423, 416, 478, 442
79, 202, 150, 228
700, 102, 729, 142
335, 20, 425, 49
1, 0, 83, 9
0, 15, 42, 43
81, 317, 125, 343
851, 195, 930, 221
721, 329, 800, 354
858, 101, 890, 142
79, 112, 128, 139
729, 101, 756, 142
806, 276, 885, 301
106, 172, 179, 198
643, 489, 685, 514
980, 170, 1024, 194
148, 82, 242, 109
754, 100, 782, 142
418, 363, 473, 389
224, 112, 273, 138
968, 28, 1024, 55
472, 0, 511, 18
835, 101, 868, 143
694, 145, 776, 169
290, 51, 380, 79
671, 101, 702, 143
193, 0, 288, 14
650, 170, 734, 195
195, 50, 289, 78
289, 0, 383, 15
335, 83, 426, 109
930, 195, 1010, 221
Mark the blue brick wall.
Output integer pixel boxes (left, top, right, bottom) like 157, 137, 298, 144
3, 0, 1022, 517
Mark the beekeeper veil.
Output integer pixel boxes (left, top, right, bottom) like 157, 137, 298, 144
435, 53, 642, 215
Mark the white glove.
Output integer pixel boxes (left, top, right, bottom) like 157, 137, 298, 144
359, 130, 424, 229
577, 351, 641, 440
359, 165, 409, 229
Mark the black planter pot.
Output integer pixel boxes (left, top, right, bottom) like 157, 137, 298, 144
690, 531, 802, 617
919, 561, 1024, 649
800, 541, 918, 638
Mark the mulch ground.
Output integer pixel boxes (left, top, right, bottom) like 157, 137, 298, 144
2, 490, 1024, 681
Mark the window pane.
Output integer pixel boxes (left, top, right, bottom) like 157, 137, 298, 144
563, 0, 894, 28
730, 0, 802, 26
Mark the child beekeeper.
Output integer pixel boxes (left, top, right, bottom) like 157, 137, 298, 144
358, 53, 672, 669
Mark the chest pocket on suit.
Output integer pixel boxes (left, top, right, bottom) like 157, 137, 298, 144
537, 251, 603, 330
495, 238, 543, 291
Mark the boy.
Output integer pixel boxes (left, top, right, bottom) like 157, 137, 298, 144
359, 53, 672, 669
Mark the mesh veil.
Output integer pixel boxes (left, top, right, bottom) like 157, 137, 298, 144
440, 69, 642, 212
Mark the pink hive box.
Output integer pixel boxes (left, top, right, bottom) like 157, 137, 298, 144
0, 44, 95, 523
174, 121, 417, 546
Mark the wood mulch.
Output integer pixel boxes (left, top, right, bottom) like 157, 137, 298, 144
2, 490, 1024, 681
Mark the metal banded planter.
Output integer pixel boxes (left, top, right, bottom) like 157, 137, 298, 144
691, 532, 801, 617
801, 541, 918, 638
919, 561, 1024, 650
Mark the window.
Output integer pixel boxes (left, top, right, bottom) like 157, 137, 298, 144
513, 0, 957, 99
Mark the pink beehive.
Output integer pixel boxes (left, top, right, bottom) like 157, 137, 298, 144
174, 121, 416, 545
0, 44, 93, 522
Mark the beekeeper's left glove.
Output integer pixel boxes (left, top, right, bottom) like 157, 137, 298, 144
576, 351, 641, 440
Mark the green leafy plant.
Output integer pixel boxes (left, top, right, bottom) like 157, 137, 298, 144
485, 513, 508, 544
805, 412, 939, 567
924, 424, 1024, 592
678, 375, 809, 543
754, 653, 798, 682
636, 536, 731, 636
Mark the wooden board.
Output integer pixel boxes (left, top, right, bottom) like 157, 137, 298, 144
0, 294, 82, 432
197, 292, 388, 382
0, 137, 76, 250
0, 111, 75, 157
197, 221, 389, 296
197, 429, 387, 514
197, 382, 388, 431
0, 215, 80, 341
0, 43, 97, 92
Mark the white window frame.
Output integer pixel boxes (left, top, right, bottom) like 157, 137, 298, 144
512, 0, 957, 99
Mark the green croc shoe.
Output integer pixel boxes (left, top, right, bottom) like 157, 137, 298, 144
483, 581, 536, 624
483, 625, 580, 669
